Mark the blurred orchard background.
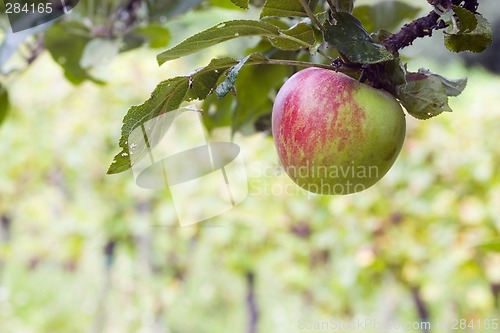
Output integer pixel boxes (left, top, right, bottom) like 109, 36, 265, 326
1, 0, 500, 332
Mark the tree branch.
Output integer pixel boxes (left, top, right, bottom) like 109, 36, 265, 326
382, 0, 479, 54
382, 11, 442, 54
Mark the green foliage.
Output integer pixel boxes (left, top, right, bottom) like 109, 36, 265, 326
1, 1, 500, 329
396, 74, 453, 120
80, 38, 121, 70
260, 0, 308, 18
157, 20, 280, 64
203, 42, 292, 134
0, 1, 492, 177
268, 21, 315, 51
108, 54, 271, 173
228, 62, 290, 133
395, 69, 467, 120
212, 0, 246, 9
0, 84, 9, 127
445, 13, 493, 53
104, 0, 493, 173
131, 26, 172, 49
477, 240, 500, 252
3, 56, 500, 331
229, 0, 249, 9
323, 12, 394, 64
44, 22, 98, 85
216, 54, 253, 99
0, 0, 192, 88
418, 68, 468, 97
202, 90, 234, 131
449, 5, 478, 33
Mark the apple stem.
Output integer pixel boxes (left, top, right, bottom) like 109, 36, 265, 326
358, 70, 368, 83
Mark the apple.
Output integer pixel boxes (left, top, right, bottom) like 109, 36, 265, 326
272, 68, 406, 195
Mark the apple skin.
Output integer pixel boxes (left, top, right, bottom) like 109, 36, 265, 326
272, 68, 406, 195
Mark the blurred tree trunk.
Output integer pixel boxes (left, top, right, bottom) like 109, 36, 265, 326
246, 271, 259, 333
411, 287, 430, 333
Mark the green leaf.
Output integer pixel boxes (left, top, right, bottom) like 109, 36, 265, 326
108, 54, 270, 174
0, 85, 9, 127
260, 0, 308, 18
157, 20, 280, 65
80, 38, 121, 69
315, 11, 329, 26
231, 64, 290, 134
449, 6, 478, 33
323, 12, 394, 64
229, 0, 249, 9
371, 29, 393, 43
332, 0, 353, 13
120, 25, 171, 53
120, 34, 146, 53
107, 76, 188, 174
202, 91, 235, 132
133, 26, 172, 49
417, 68, 467, 97
396, 74, 452, 120
444, 14, 492, 53
309, 0, 321, 12
211, 0, 246, 9
385, 58, 407, 87
45, 22, 103, 85
476, 240, 500, 252
396, 69, 467, 120
216, 54, 253, 99
269, 21, 316, 51
353, 1, 420, 33
203, 42, 295, 133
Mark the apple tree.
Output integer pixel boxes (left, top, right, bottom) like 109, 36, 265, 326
0, 1, 493, 174
100, 0, 491, 176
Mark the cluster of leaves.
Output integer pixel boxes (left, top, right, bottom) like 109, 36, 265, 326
443, 5, 493, 53
0, 0, 207, 126
32, 1, 201, 84
106, 0, 492, 174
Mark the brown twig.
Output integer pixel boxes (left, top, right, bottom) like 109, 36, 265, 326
382, 11, 443, 54
382, 0, 479, 54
